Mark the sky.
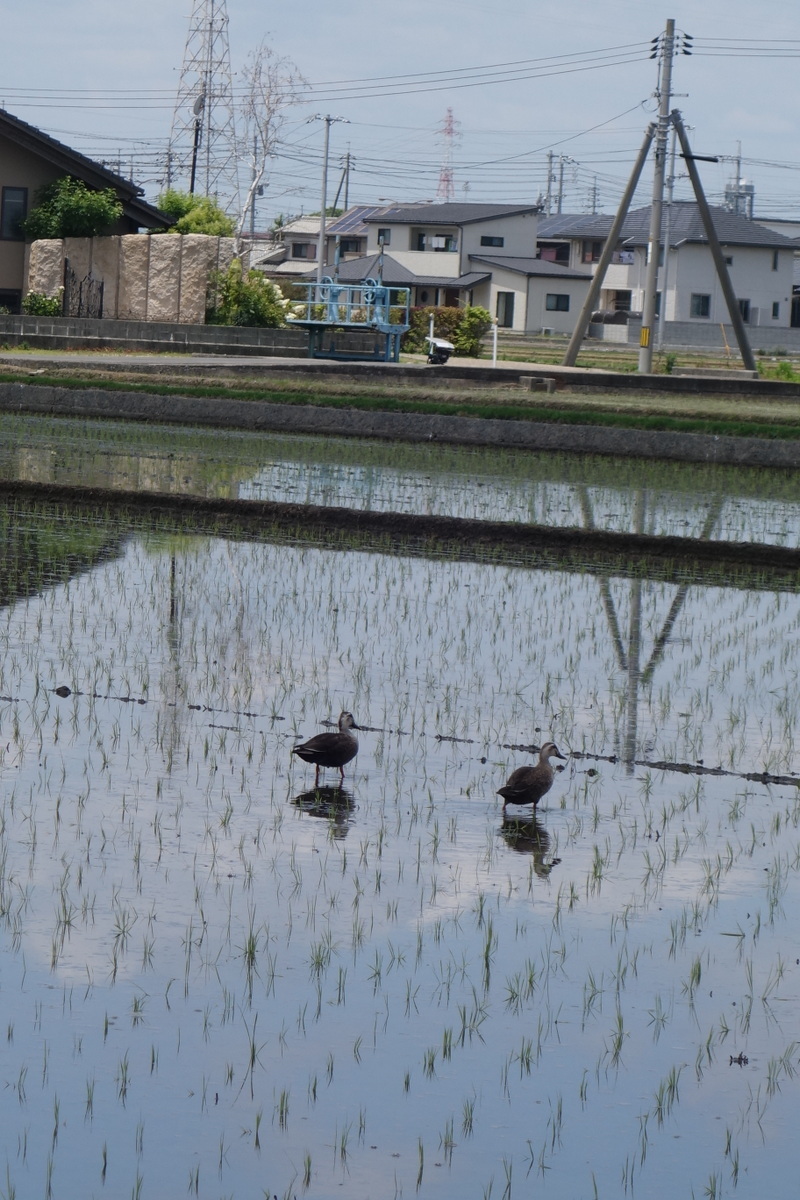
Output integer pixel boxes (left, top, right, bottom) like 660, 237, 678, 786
2, 0, 800, 229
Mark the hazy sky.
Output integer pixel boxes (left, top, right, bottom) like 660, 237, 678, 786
2, 1, 799, 226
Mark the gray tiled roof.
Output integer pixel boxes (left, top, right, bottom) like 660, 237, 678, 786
364, 202, 540, 227
538, 203, 796, 249
469, 254, 591, 279
0, 106, 171, 229
330, 254, 489, 288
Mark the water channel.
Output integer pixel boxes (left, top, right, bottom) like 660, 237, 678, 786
0, 413, 798, 1198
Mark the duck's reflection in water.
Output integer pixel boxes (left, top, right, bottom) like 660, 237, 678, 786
499, 813, 562, 878
291, 786, 355, 838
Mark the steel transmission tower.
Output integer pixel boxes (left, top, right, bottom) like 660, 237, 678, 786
436, 108, 460, 203
169, 0, 240, 212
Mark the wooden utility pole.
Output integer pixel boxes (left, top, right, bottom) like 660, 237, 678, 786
562, 125, 656, 367
671, 110, 756, 372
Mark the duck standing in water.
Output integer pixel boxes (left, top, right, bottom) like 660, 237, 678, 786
497, 741, 566, 810
292, 712, 360, 786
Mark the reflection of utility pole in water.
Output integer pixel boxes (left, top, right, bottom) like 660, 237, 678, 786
577, 486, 723, 773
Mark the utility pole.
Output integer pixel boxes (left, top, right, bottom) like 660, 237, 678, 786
563, 124, 656, 367
313, 115, 348, 285
671, 110, 756, 372
638, 17, 675, 373
545, 151, 554, 217
656, 122, 678, 350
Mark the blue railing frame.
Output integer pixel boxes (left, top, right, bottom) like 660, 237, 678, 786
287, 277, 411, 361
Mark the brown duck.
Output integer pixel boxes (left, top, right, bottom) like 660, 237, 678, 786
292, 712, 360, 786
497, 741, 566, 810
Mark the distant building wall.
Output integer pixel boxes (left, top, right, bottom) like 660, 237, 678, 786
25, 234, 242, 323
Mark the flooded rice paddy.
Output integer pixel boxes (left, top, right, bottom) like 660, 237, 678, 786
1, 413, 800, 1199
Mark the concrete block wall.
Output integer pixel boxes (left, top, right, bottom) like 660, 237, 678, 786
593, 318, 800, 354
0, 313, 391, 358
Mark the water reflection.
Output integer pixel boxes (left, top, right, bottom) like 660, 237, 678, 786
291, 786, 356, 837
4, 413, 800, 547
578, 484, 725, 771
498, 814, 562, 878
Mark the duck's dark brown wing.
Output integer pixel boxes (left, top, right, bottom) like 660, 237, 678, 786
497, 765, 553, 805
292, 732, 358, 769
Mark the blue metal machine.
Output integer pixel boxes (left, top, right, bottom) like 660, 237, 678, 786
287, 277, 411, 362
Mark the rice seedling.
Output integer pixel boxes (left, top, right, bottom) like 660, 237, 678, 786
0, 441, 798, 1199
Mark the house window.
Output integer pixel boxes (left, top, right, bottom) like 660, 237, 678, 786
414, 229, 457, 252
582, 240, 604, 263
1, 187, 27, 240
291, 242, 314, 259
480, 235, 504, 248
724, 256, 733, 266
690, 293, 711, 318
377, 228, 391, 246
496, 291, 515, 328
545, 293, 569, 312
772, 301, 780, 320
339, 238, 360, 253
772, 250, 780, 271
738, 298, 751, 323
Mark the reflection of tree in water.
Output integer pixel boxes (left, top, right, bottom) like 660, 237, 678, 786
499, 813, 561, 878
0, 498, 125, 609
291, 787, 355, 839
577, 485, 723, 772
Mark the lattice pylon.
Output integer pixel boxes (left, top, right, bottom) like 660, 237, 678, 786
436, 108, 461, 204
169, 0, 240, 213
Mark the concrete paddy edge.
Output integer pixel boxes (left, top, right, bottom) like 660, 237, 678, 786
1, 380, 800, 468
4, 479, 800, 582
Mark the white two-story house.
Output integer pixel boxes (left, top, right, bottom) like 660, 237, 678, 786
538, 202, 797, 330
329, 201, 591, 331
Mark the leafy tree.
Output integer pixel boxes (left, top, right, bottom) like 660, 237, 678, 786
206, 258, 290, 327
21, 177, 123, 240
155, 189, 235, 236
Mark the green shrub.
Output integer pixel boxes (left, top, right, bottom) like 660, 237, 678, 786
402, 305, 492, 357
21, 178, 123, 240
22, 289, 63, 316
775, 360, 796, 381
155, 190, 235, 236
206, 259, 289, 327
453, 306, 493, 356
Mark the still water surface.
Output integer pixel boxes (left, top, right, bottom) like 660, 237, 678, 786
3, 411, 800, 544
0, 418, 798, 1198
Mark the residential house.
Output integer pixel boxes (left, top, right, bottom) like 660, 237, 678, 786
253, 215, 323, 279
253, 205, 385, 281
0, 107, 170, 312
538, 202, 797, 330
317, 201, 592, 332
